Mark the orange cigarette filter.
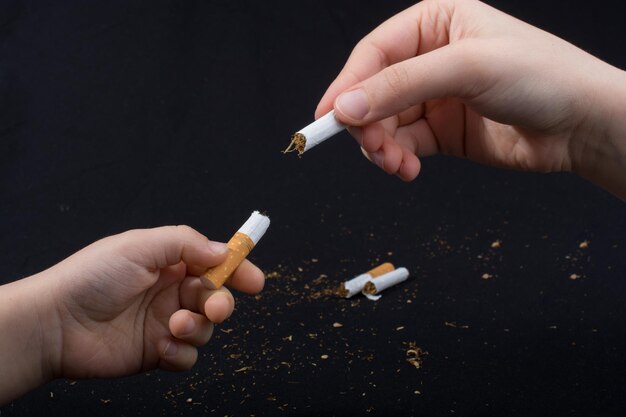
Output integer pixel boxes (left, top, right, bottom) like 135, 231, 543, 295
201, 211, 270, 290
366, 262, 395, 277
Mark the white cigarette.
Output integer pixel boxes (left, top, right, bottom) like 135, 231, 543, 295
338, 262, 395, 298
201, 211, 270, 290
238, 211, 270, 245
362, 267, 410, 301
283, 110, 346, 156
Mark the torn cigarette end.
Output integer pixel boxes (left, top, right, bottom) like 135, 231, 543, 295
201, 211, 270, 290
338, 262, 395, 298
362, 281, 377, 295
284, 110, 345, 156
362, 267, 410, 300
282, 132, 306, 156
337, 282, 349, 298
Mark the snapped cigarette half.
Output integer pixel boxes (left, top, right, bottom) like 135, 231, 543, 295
283, 110, 346, 156
338, 262, 395, 298
201, 211, 270, 290
362, 267, 410, 301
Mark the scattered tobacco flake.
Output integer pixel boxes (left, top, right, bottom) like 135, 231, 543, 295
444, 321, 469, 329
405, 342, 427, 370
266, 271, 280, 279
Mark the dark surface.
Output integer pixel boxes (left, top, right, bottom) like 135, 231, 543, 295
1, 0, 625, 415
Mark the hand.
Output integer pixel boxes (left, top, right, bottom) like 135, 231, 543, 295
316, 0, 626, 198
0, 225, 264, 403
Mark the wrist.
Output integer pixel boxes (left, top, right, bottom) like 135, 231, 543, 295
569, 62, 626, 199
32, 268, 65, 379
0, 271, 63, 404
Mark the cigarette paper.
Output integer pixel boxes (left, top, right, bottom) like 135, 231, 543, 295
283, 110, 346, 156
201, 211, 270, 290
362, 267, 410, 301
338, 262, 395, 298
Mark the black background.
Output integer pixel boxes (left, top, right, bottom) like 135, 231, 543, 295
1, 0, 625, 416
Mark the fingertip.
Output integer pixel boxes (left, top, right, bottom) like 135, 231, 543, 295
397, 151, 421, 181
361, 123, 385, 153
206, 240, 228, 257
169, 310, 195, 338
255, 271, 266, 294
157, 338, 198, 372
334, 88, 370, 125
244, 264, 265, 294
169, 309, 215, 346
381, 143, 403, 175
204, 292, 234, 324
315, 101, 332, 120
199, 241, 229, 269
184, 241, 228, 277
226, 260, 265, 294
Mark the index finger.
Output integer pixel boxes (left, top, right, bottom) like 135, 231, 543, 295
315, 0, 454, 119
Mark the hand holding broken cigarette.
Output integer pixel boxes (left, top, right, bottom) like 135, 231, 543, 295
312, 0, 626, 199
0, 225, 265, 405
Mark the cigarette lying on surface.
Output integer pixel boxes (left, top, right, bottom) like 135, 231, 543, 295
201, 211, 270, 290
362, 267, 410, 301
338, 262, 395, 298
283, 110, 346, 156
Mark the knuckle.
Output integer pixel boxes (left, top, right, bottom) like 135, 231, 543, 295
174, 224, 195, 235
381, 64, 410, 98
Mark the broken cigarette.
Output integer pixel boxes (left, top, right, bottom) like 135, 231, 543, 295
283, 110, 346, 156
362, 267, 410, 301
338, 262, 395, 298
201, 211, 270, 290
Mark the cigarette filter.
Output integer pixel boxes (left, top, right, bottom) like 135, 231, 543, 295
201, 211, 270, 290
362, 267, 410, 301
338, 262, 395, 298
283, 110, 345, 156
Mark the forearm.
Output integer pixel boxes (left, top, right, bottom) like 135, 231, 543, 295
571, 63, 626, 200
0, 273, 58, 405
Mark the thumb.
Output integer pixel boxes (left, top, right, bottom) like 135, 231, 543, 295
116, 225, 228, 271
333, 42, 482, 126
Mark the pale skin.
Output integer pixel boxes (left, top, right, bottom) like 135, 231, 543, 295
0, 225, 265, 405
316, 0, 626, 200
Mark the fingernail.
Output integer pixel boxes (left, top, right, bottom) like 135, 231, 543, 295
162, 340, 178, 357
336, 89, 369, 120
181, 318, 195, 336
207, 241, 227, 256
371, 150, 384, 169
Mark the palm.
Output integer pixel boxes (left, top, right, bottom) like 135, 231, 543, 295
57, 262, 186, 378
393, 97, 573, 173
427, 100, 567, 172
